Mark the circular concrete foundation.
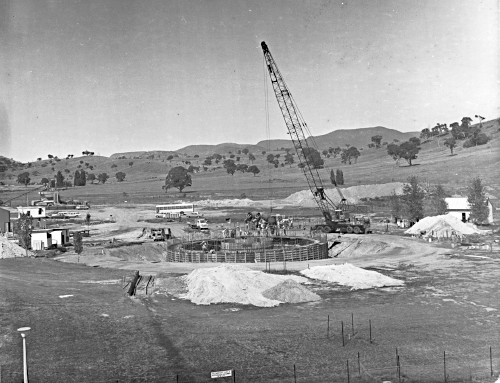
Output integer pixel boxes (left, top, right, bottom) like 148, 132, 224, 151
165, 236, 329, 263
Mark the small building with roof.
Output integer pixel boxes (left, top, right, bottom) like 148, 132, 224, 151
31, 228, 71, 250
0, 207, 12, 233
445, 197, 494, 224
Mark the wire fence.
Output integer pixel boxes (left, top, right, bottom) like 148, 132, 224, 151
1, 347, 497, 383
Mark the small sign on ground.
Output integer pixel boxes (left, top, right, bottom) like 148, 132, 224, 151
211, 369, 232, 378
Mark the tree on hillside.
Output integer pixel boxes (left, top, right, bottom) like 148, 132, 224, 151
74, 170, 87, 186
400, 140, 421, 166
236, 164, 248, 173
248, 153, 256, 164
429, 184, 448, 216
302, 147, 324, 169
55, 171, 65, 188
371, 135, 383, 148
461, 116, 473, 131
322, 149, 329, 157
17, 172, 30, 186
330, 169, 336, 186
204, 157, 212, 166
266, 153, 275, 164
388, 139, 420, 166
115, 172, 126, 182
401, 176, 425, 222
167, 155, 174, 161
450, 122, 463, 139
340, 146, 360, 165
97, 173, 109, 184
420, 128, 431, 140
163, 166, 192, 193
128, 161, 134, 167
444, 137, 457, 155
467, 177, 488, 223
223, 159, 237, 175
336, 169, 344, 185
284, 152, 294, 167
87, 173, 96, 184
242, 148, 249, 155
47, 154, 53, 159
41, 177, 50, 185
248, 165, 260, 176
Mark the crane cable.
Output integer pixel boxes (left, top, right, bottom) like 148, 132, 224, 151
263, 54, 274, 212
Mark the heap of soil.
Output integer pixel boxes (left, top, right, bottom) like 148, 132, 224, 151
301, 263, 404, 290
178, 265, 309, 307
262, 279, 320, 304
404, 214, 485, 237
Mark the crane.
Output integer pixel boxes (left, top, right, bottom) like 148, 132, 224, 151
261, 41, 370, 234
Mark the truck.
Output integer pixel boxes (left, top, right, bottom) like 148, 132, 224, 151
188, 218, 209, 231
150, 228, 172, 241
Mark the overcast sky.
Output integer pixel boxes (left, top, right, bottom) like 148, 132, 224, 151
1, 0, 498, 162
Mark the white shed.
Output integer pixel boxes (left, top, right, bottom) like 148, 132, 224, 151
17, 206, 46, 219
445, 197, 494, 224
51, 228, 70, 246
31, 230, 53, 250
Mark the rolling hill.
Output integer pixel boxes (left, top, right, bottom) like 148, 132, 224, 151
257, 126, 419, 150
174, 143, 266, 156
1, 119, 499, 206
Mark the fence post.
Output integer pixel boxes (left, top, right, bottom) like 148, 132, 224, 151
444, 350, 447, 383
357, 352, 361, 376
327, 315, 330, 339
341, 321, 345, 346
294, 364, 297, 383
351, 313, 354, 335
490, 346, 493, 376
346, 359, 350, 383
369, 319, 372, 343
397, 354, 401, 383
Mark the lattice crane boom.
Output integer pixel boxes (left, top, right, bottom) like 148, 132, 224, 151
261, 41, 341, 223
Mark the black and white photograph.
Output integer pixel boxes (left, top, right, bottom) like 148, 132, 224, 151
1, 1, 499, 382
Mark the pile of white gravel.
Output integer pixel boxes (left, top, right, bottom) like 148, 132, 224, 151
179, 265, 313, 307
404, 214, 485, 237
0, 235, 34, 259
300, 263, 404, 290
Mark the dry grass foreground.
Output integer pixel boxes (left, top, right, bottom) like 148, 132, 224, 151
1, 233, 499, 382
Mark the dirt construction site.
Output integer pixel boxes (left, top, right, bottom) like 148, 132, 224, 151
1, 184, 500, 383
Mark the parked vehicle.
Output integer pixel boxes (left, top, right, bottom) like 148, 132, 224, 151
189, 219, 209, 231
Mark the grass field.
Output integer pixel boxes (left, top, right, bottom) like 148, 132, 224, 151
1, 237, 499, 382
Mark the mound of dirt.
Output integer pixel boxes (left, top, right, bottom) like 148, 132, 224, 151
262, 279, 320, 303
0, 236, 34, 258
195, 198, 260, 208
283, 182, 404, 206
179, 265, 309, 307
404, 214, 485, 237
329, 237, 393, 258
300, 263, 404, 290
